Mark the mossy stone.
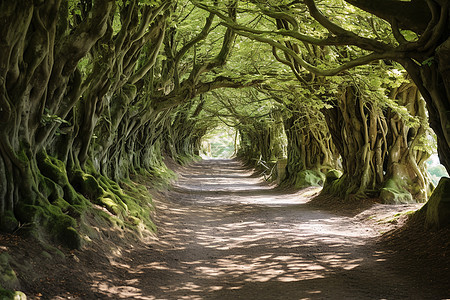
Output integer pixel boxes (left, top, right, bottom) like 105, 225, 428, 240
13, 291, 27, 300
380, 188, 413, 204
0, 288, 15, 300
424, 177, 450, 229
0, 291, 28, 300
380, 179, 414, 204
0, 212, 19, 233
324, 169, 342, 186
294, 170, 325, 188
0, 254, 19, 290
379, 178, 416, 204
36, 151, 68, 186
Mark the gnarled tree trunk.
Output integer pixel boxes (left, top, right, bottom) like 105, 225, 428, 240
404, 37, 450, 228
381, 81, 432, 204
0, 0, 113, 247
322, 85, 387, 199
282, 106, 338, 188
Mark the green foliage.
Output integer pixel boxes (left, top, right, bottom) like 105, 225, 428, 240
0, 288, 15, 300
40, 109, 70, 131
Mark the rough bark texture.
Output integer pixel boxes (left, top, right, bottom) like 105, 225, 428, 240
381, 82, 432, 204
0, 0, 114, 243
403, 38, 450, 227
0, 0, 248, 243
322, 82, 432, 202
282, 106, 338, 188
237, 115, 285, 180
322, 86, 387, 199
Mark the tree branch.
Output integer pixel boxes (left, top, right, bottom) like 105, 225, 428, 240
343, 0, 430, 33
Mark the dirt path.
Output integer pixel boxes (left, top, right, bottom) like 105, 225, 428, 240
4, 159, 449, 299
89, 159, 445, 299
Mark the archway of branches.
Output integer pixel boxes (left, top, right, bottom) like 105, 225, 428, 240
0, 0, 449, 253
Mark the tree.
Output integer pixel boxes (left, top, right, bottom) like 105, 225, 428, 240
0, 0, 116, 243
194, 0, 450, 226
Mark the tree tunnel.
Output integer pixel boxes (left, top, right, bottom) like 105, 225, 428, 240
0, 0, 449, 252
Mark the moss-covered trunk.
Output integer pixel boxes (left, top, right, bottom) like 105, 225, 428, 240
0, 0, 113, 246
323, 81, 433, 203
282, 106, 338, 188
322, 85, 387, 199
403, 37, 450, 228
381, 82, 432, 203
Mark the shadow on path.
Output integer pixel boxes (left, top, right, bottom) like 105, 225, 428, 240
88, 159, 448, 299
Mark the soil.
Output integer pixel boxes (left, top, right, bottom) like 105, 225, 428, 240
1, 159, 449, 299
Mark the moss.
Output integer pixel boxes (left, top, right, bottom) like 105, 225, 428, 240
422, 177, 450, 229
70, 171, 104, 201
294, 170, 325, 188
14, 291, 27, 300
0, 288, 27, 300
39, 176, 64, 203
15, 202, 82, 249
58, 226, 82, 249
44, 205, 82, 248
0, 211, 19, 233
36, 151, 68, 186
380, 178, 414, 204
63, 184, 87, 207
324, 169, 342, 187
0, 288, 15, 300
0, 254, 19, 291
378, 210, 415, 224
15, 204, 46, 225
321, 174, 349, 197
53, 197, 71, 211
99, 196, 122, 216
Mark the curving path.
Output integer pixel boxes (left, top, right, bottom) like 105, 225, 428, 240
88, 159, 445, 299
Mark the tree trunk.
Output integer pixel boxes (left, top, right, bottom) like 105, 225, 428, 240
322, 86, 387, 199
323, 80, 434, 203
381, 81, 432, 204
403, 37, 450, 228
282, 107, 338, 188
0, 0, 113, 248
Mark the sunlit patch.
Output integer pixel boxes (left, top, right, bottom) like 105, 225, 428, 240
92, 159, 421, 299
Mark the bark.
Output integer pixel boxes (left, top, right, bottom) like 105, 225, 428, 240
323, 81, 433, 203
402, 38, 450, 227
72, 3, 168, 168
322, 86, 387, 199
282, 106, 338, 188
382, 82, 432, 203
344, 0, 430, 32
403, 39, 450, 174
0, 0, 113, 239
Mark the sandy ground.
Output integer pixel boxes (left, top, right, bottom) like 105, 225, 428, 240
1, 159, 449, 299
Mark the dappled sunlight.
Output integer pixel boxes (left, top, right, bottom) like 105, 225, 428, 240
86, 159, 428, 299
